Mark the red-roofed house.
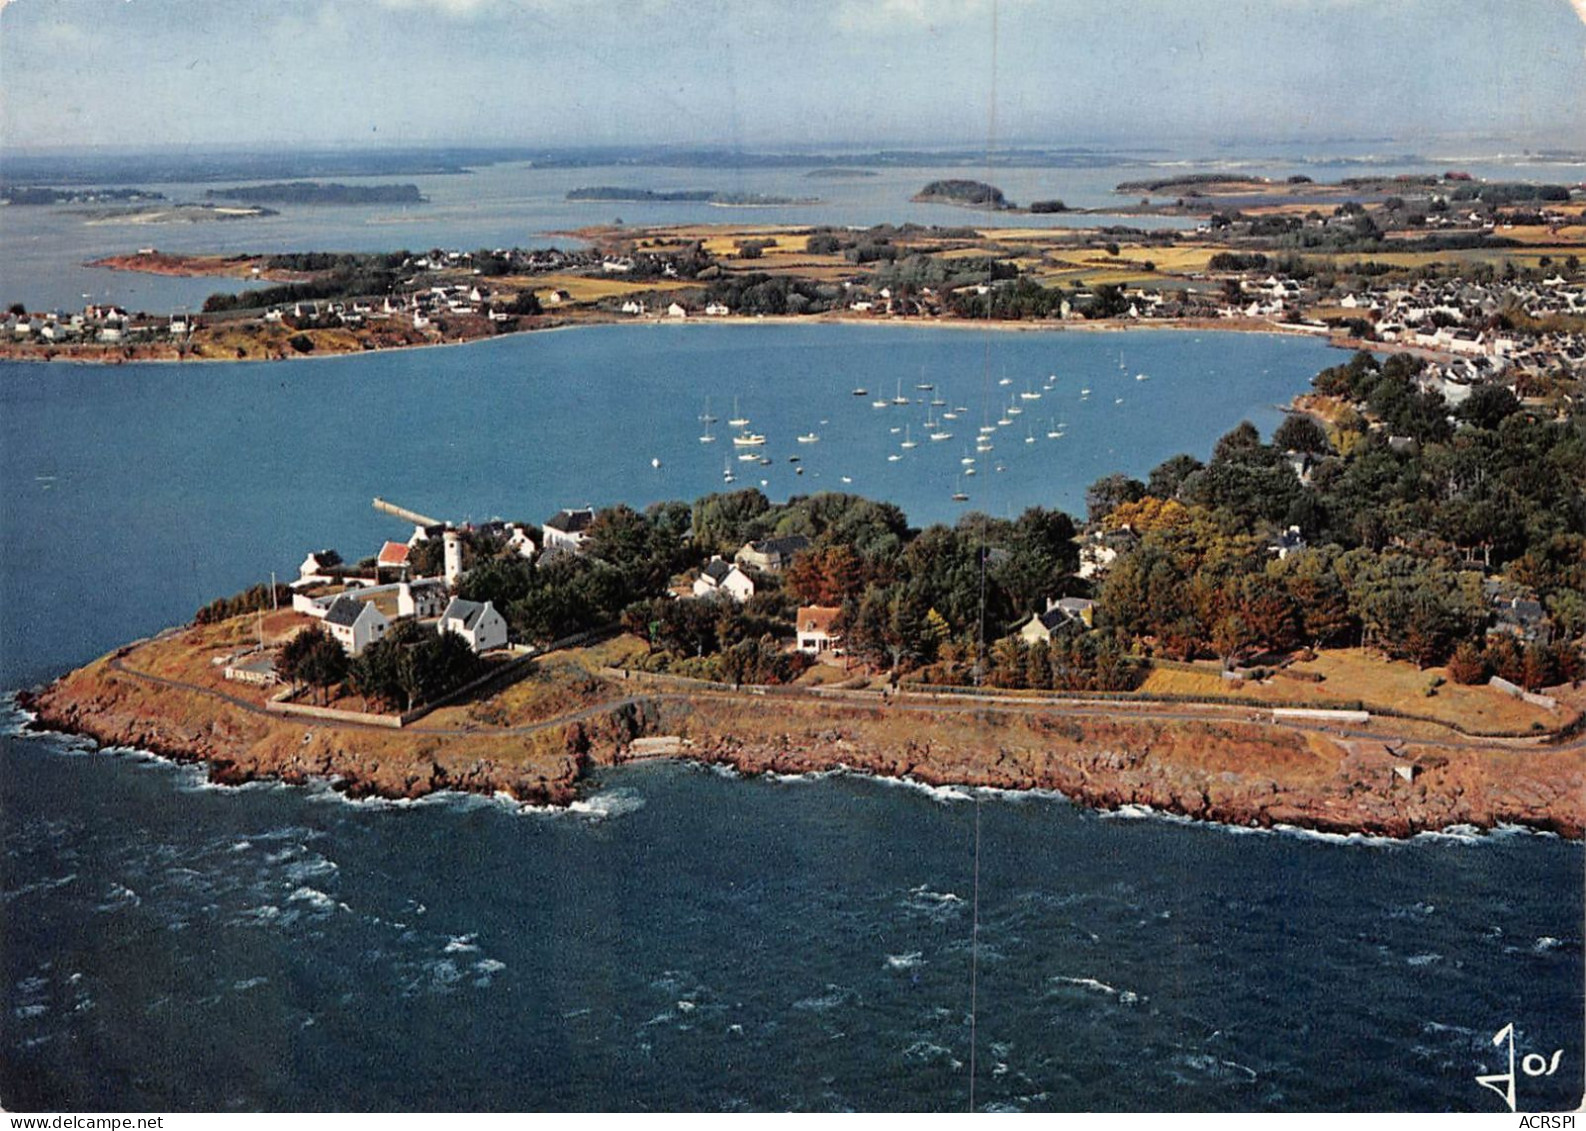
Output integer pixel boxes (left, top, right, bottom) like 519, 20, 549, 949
377, 540, 411, 579
795, 605, 842, 655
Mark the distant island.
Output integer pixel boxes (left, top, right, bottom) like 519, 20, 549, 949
567, 187, 816, 206
912, 179, 1014, 210
804, 168, 879, 179
205, 182, 426, 205
75, 202, 278, 225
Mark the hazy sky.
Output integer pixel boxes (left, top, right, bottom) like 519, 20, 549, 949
2, 0, 1583, 153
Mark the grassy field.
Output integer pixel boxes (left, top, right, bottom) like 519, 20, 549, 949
527, 274, 694, 303
1138, 648, 1569, 734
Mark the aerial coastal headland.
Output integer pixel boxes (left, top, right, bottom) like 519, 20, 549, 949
22, 331, 1586, 838
12, 171, 1585, 839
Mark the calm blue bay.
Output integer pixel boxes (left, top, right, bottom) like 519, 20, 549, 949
1, 326, 1581, 1111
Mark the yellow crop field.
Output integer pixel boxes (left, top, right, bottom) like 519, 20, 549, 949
531, 275, 692, 302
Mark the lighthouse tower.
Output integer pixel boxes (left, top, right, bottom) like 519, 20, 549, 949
443, 529, 463, 589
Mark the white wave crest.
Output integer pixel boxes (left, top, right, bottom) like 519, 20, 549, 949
95, 883, 141, 912
792, 985, 855, 1012
901, 1041, 962, 1069
872, 776, 973, 803
885, 951, 925, 970
567, 787, 646, 820
903, 885, 965, 920
287, 886, 337, 911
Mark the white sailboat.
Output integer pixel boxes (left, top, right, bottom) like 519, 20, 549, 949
728, 397, 749, 428
891, 378, 910, 406
900, 424, 918, 450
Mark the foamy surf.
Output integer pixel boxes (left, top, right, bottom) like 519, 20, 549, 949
566, 787, 646, 820
872, 776, 974, 803
1049, 975, 1146, 1004
286, 886, 338, 912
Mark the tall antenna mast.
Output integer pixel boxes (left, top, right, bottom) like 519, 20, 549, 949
968, 0, 998, 1112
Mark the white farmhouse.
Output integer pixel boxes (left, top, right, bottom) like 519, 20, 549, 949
692, 557, 755, 603
505, 524, 537, 560
297, 549, 342, 586
438, 597, 508, 653
795, 606, 842, 655
542, 507, 596, 555
323, 595, 390, 656
398, 579, 449, 620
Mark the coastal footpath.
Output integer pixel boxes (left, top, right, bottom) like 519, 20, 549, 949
20, 625, 1584, 840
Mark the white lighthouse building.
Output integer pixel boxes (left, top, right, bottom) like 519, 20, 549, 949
443, 529, 463, 589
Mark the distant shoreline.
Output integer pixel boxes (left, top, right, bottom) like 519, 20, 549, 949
0, 309, 1385, 368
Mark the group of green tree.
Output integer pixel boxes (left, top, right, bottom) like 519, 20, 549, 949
194, 582, 294, 626
1088, 351, 1584, 687
202, 251, 411, 313
274, 620, 486, 712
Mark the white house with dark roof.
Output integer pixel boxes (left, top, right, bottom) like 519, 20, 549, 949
734, 534, 811, 574
1018, 597, 1095, 644
323, 595, 390, 655
692, 557, 755, 603
296, 549, 342, 587
398, 579, 449, 620
543, 507, 596, 554
438, 597, 508, 653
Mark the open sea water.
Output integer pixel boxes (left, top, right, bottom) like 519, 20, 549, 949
1, 326, 1581, 1111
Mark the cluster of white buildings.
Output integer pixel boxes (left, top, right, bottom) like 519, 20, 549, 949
4, 304, 191, 346
289, 521, 531, 658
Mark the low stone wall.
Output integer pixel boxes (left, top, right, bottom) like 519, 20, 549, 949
264, 694, 405, 728
1272, 707, 1371, 725
1490, 675, 1558, 711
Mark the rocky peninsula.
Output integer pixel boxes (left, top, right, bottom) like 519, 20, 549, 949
19, 623, 1585, 840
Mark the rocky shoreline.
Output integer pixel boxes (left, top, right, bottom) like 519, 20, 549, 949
20, 648, 1583, 841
